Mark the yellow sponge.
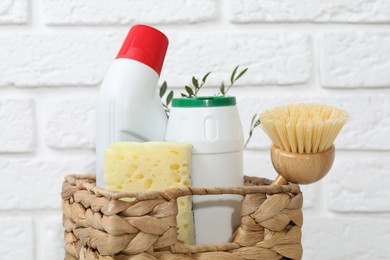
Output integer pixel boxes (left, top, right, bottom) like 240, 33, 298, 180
104, 141, 194, 244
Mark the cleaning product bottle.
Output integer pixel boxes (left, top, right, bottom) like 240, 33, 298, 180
96, 24, 169, 188
165, 96, 244, 244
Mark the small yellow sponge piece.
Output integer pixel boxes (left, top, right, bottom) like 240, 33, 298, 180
104, 141, 194, 244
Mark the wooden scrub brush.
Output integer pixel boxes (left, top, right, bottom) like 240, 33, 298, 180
260, 103, 349, 185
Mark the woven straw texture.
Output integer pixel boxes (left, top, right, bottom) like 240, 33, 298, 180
62, 174, 303, 260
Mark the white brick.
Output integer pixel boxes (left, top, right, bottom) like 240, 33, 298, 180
0, 32, 311, 88
162, 33, 311, 86
244, 150, 275, 180
0, 32, 122, 87
45, 98, 95, 149
236, 93, 390, 150
244, 149, 318, 209
38, 216, 64, 260
327, 152, 390, 212
43, 0, 217, 25
228, 0, 390, 23
321, 32, 390, 88
0, 0, 28, 24
0, 99, 35, 153
0, 157, 95, 209
303, 216, 390, 259
300, 184, 320, 210
0, 217, 34, 260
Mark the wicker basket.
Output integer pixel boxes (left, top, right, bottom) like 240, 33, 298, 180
62, 174, 303, 260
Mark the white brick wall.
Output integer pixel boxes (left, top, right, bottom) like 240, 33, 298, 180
0, 1, 389, 259
228, 0, 390, 23
0, 0, 28, 24
0, 217, 34, 260
0, 99, 35, 152
45, 98, 96, 149
321, 32, 390, 88
43, 0, 218, 25
162, 33, 312, 86
0, 33, 120, 87
0, 157, 95, 209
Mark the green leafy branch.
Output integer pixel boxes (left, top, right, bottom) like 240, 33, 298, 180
244, 114, 261, 147
159, 81, 174, 118
159, 65, 255, 146
179, 65, 248, 98
219, 65, 248, 96
181, 72, 212, 98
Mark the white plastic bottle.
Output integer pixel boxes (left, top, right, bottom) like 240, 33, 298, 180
96, 25, 169, 188
165, 96, 244, 244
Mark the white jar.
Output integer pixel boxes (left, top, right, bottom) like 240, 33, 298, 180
165, 96, 244, 244
96, 25, 169, 188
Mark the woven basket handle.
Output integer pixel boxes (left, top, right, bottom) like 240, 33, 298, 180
65, 174, 300, 201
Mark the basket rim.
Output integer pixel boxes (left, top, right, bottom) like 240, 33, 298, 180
63, 174, 301, 201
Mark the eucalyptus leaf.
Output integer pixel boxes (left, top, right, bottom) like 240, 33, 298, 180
230, 66, 239, 84
249, 114, 257, 127
202, 72, 211, 84
159, 81, 167, 98
185, 86, 194, 97
166, 91, 174, 105
245, 114, 261, 147
235, 67, 248, 82
192, 77, 199, 89
220, 82, 225, 95
181, 93, 188, 97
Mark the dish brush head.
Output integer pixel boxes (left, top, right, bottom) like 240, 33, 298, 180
260, 103, 349, 154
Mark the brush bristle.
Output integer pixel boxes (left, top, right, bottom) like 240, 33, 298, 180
260, 103, 349, 154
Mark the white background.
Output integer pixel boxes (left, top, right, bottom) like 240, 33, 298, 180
0, 0, 390, 259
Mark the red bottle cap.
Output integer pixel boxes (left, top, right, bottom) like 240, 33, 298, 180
116, 24, 169, 76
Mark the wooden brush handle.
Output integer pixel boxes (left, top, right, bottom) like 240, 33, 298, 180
272, 175, 288, 185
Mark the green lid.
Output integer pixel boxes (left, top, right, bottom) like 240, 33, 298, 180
172, 96, 236, 107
